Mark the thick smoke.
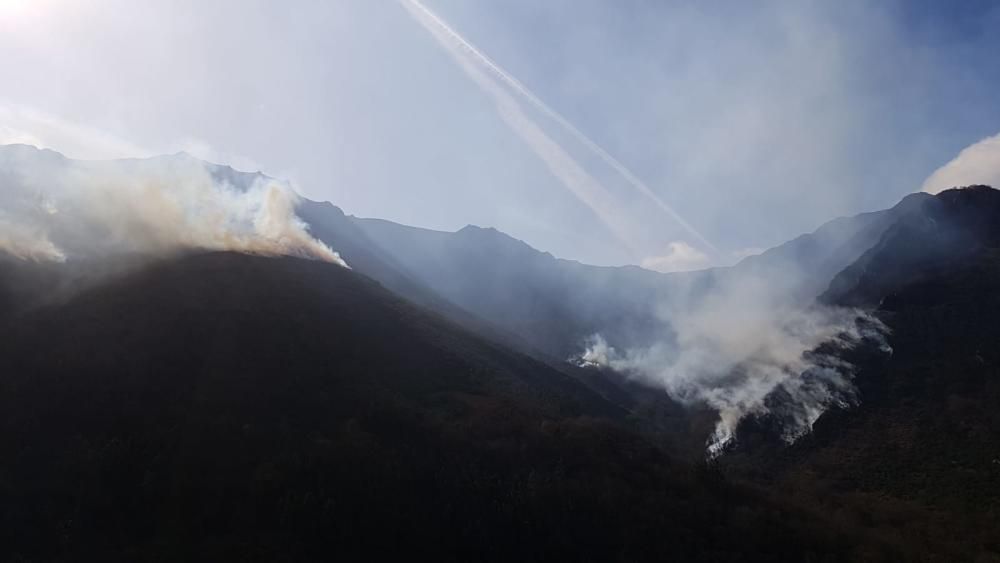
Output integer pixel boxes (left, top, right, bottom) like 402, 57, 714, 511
0, 216, 65, 262
576, 269, 890, 457
0, 145, 346, 266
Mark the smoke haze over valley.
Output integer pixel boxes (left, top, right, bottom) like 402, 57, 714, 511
0, 145, 969, 458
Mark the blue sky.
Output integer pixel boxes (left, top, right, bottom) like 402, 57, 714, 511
2, 0, 999, 268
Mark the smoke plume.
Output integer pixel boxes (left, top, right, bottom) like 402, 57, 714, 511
0, 145, 346, 266
576, 267, 890, 457
922, 132, 1000, 194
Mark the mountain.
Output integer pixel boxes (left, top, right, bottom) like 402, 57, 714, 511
824, 185, 1000, 306
352, 217, 676, 359
724, 191, 934, 303
295, 200, 524, 344
723, 186, 1000, 560
342, 193, 934, 361
347, 183, 1000, 559
4, 145, 1000, 559
0, 252, 878, 562
0, 143, 931, 362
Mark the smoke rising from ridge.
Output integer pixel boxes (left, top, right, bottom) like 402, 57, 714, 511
922, 132, 1000, 194
0, 145, 346, 266
0, 218, 65, 262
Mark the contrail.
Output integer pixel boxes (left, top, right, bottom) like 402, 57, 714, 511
400, 0, 640, 254
400, 0, 717, 254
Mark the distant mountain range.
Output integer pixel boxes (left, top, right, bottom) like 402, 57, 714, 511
2, 144, 999, 560
303, 183, 941, 362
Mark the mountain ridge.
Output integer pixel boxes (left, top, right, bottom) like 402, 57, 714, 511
4, 145, 1000, 559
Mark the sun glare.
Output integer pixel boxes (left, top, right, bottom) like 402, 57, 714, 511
0, 0, 46, 23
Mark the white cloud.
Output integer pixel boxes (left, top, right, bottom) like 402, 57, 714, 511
922, 132, 1000, 194
641, 241, 712, 273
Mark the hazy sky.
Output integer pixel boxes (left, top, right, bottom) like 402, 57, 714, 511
2, 0, 1000, 268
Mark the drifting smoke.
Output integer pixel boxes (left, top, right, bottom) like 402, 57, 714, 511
576, 269, 890, 457
0, 144, 346, 266
402, 1, 897, 451
0, 217, 65, 262
922, 131, 1000, 194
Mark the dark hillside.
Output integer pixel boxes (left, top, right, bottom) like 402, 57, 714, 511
0, 252, 879, 562
825, 185, 1000, 306
726, 187, 1000, 561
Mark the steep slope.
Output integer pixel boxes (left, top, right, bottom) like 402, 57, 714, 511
353, 217, 680, 358
825, 185, 1000, 305
0, 254, 152, 321
348, 195, 929, 360
0, 144, 665, 435
0, 252, 879, 562
295, 200, 625, 404
0, 256, 58, 318
296, 200, 436, 306
727, 191, 933, 303
725, 186, 1000, 561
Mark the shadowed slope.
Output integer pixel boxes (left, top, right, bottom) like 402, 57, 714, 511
726, 186, 1000, 561
0, 252, 875, 562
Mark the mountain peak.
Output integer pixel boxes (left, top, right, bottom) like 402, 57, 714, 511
894, 190, 934, 210
823, 185, 1000, 306
934, 183, 996, 202
457, 224, 498, 234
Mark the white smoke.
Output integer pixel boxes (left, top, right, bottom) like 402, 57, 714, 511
575, 271, 890, 457
0, 217, 65, 262
922, 132, 1000, 194
0, 145, 346, 266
